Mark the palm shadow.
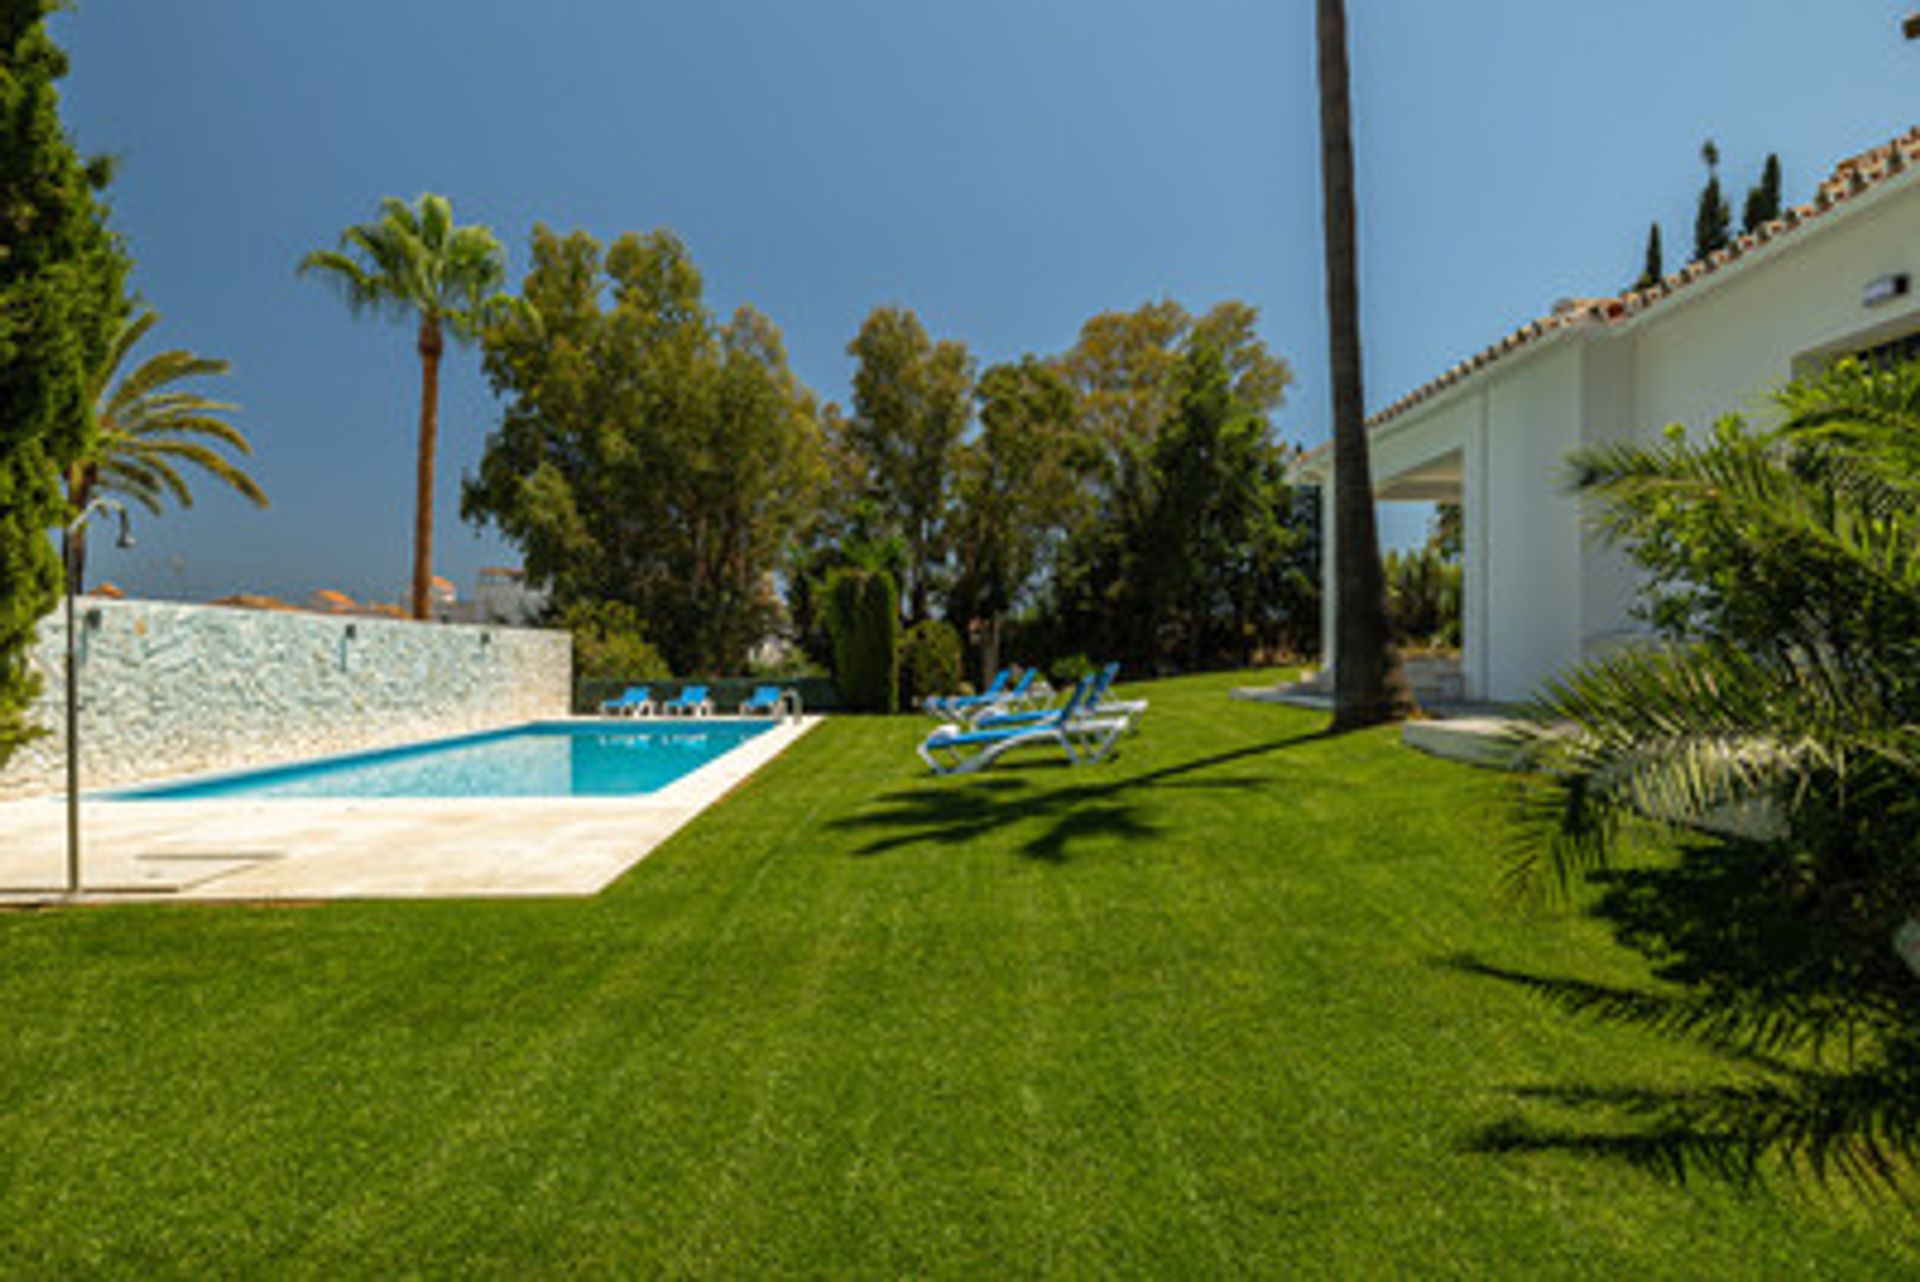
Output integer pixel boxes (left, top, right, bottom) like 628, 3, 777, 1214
832, 730, 1326, 862
1445, 834, 1920, 1193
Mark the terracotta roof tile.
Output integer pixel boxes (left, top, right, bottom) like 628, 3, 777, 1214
1354, 127, 1920, 434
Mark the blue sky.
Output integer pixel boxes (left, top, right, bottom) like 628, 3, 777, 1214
54, 1, 1920, 604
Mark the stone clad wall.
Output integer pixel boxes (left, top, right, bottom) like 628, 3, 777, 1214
1, 599, 572, 800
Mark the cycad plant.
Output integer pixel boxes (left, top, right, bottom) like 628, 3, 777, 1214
1506, 358, 1920, 1188
68, 307, 267, 587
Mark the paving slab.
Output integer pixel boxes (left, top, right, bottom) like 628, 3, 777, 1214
0, 716, 818, 906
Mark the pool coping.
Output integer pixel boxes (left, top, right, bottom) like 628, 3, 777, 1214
0, 715, 821, 906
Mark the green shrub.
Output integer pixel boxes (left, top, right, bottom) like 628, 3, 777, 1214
898, 619, 964, 705
825, 568, 899, 713
1385, 545, 1462, 649
1049, 653, 1094, 685
556, 599, 671, 681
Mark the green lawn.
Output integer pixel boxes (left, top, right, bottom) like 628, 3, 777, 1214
1, 670, 1913, 1276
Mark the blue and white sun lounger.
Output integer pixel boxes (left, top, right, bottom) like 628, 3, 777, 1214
974, 664, 1147, 733
917, 676, 1128, 775
599, 685, 656, 717
661, 685, 713, 717
738, 684, 800, 717
925, 668, 1010, 720
928, 667, 1044, 725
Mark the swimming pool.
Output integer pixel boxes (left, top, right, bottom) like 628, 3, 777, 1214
111, 721, 775, 800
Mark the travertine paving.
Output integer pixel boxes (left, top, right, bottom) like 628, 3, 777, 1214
0, 717, 818, 905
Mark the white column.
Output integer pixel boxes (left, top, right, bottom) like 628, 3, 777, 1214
1462, 392, 1491, 700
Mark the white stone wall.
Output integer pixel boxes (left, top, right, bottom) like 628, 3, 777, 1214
1, 599, 571, 800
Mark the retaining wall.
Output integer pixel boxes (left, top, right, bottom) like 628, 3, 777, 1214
1, 599, 571, 800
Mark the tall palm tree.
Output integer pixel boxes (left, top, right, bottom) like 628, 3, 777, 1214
67, 307, 267, 587
1315, 0, 1412, 728
299, 194, 514, 619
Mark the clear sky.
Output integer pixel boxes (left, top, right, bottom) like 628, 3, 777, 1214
52, 1, 1920, 604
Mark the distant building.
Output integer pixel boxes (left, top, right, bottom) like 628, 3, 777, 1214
307, 588, 361, 614
209, 593, 299, 613
435, 567, 548, 626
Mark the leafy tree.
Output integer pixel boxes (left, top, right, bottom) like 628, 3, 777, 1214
1692, 139, 1732, 263
67, 307, 265, 588
1631, 222, 1664, 292
465, 226, 823, 673
1315, 0, 1412, 726
1060, 299, 1192, 452
1141, 344, 1312, 668
0, 0, 129, 765
1060, 299, 1290, 455
1383, 547, 1461, 649
842, 306, 974, 622
1430, 500, 1463, 561
786, 493, 909, 673
1742, 152, 1782, 235
556, 599, 670, 681
1049, 342, 1315, 671
299, 194, 516, 620
947, 356, 1089, 680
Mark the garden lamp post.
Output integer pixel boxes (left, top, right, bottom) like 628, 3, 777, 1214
63, 498, 133, 898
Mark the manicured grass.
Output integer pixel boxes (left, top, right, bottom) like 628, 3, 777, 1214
1, 671, 1914, 1275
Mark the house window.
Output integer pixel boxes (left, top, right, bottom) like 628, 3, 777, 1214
1855, 329, 1920, 372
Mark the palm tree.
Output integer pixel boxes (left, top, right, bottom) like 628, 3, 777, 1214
1505, 363, 1920, 1188
1515, 364, 1920, 903
67, 307, 267, 587
1314, 0, 1412, 728
298, 194, 515, 620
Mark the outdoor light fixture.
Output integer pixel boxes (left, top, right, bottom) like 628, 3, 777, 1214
62, 498, 132, 899
1863, 273, 1911, 308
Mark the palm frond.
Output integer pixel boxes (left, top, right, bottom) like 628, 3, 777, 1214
96, 458, 169, 515
303, 194, 512, 341
87, 311, 268, 514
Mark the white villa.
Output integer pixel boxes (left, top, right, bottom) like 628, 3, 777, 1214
1297, 127, 1920, 704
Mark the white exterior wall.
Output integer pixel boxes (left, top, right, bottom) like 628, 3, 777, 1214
1304, 166, 1920, 706
1, 600, 572, 800
1634, 183, 1920, 441
1480, 343, 1585, 701
1577, 335, 1643, 653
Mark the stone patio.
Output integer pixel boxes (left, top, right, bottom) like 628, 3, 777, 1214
0, 717, 819, 906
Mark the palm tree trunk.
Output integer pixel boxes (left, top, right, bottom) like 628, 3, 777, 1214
412, 316, 443, 621
1316, 0, 1413, 729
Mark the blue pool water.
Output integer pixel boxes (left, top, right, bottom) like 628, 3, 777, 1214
111, 721, 773, 800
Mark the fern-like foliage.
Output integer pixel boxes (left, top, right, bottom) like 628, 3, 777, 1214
1496, 357, 1920, 1193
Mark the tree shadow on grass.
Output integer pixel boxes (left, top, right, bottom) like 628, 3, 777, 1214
832, 730, 1326, 862
1444, 835, 1920, 1195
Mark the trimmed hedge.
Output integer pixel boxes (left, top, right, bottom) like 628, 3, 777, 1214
825, 568, 899, 714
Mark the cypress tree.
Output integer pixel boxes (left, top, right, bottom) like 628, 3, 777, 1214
1742, 152, 1783, 234
0, 0, 130, 766
825, 567, 899, 713
1693, 139, 1731, 263
1631, 222, 1664, 292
